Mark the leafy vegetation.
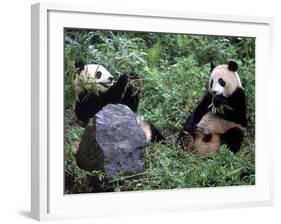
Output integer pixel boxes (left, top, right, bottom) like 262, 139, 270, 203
64, 29, 255, 194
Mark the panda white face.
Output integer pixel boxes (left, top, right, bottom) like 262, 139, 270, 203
209, 62, 242, 97
75, 64, 114, 95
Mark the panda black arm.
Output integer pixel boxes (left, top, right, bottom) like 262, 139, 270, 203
230, 88, 247, 127
192, 92, 213, 124
102, 75, 128, 103
119, 83, 139, 113
224, 88, 247, 127
213, 95, 228, 107
184, 92, 213, 135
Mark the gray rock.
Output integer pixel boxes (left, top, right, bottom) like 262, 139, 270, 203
76, 104, 146, 177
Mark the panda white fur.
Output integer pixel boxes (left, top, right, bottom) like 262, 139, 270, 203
74, 64, 115, 97
179, 61, 247, 154
74, 62, 164, 143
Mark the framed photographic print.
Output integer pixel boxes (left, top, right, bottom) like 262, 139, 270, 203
31, 2, 274, 221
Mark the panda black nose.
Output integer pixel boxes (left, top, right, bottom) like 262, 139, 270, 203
212, 90, 217, 95
108, 77, 113, 82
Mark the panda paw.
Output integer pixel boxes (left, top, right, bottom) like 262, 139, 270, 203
115, 75, 129, 89
213, 95, 227, 107
213, 96, 221, 107
184, 121, 196, 137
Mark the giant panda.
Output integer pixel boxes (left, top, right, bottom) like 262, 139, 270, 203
179, 61, 247, 154
74, 62, 164, 143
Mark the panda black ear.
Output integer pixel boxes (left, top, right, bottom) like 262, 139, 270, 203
210, 62, 216, 72
74, 60, 85, 73
228, 61, 238, 72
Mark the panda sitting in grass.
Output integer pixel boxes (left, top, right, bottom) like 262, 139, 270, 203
74, 61, 164, 143
179, 61, 247, 154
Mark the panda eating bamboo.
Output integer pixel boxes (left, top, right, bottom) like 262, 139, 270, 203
179, 61, 247, 154
74, 62, 164, 144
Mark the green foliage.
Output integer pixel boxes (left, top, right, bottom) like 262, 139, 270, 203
147, 41, 161, 67
64, 29, 255, 193
110, 144, 254, 191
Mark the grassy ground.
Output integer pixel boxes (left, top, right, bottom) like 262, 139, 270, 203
64, 30, 255, 194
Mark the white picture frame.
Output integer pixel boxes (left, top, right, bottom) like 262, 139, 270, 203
31, 2, 274, 221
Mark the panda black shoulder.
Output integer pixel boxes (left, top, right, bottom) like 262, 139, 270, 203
226, 87, 247, 127
228, 87, 246, 105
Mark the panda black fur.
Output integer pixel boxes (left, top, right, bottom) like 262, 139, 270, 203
74, 62, 164, 143
179, 61, 247, 154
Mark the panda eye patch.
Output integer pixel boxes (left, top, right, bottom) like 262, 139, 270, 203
95, 71, 102, 79
210, 79, 213, 88
218, 78, 225, 87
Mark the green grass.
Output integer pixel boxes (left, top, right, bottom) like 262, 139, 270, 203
64, 29, 255, 194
